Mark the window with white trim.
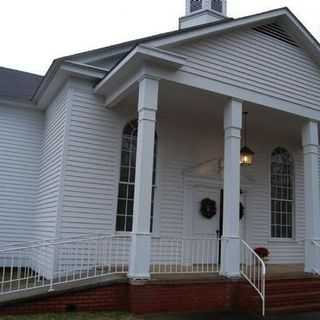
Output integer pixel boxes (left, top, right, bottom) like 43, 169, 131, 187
270, 147, 294, 239
115, 120, 157, 232
190, 0, 203, 12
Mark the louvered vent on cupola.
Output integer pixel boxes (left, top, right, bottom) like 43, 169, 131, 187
253, 23, 300, 48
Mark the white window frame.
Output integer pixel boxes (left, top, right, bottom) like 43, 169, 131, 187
269, 147, 295, 241
115, 119, 158, 233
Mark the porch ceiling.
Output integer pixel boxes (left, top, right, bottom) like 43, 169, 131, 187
118, 80, 307, 145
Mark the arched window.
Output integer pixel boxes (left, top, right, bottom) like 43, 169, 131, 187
116, 120, 157, 232
271, 147, 294, 239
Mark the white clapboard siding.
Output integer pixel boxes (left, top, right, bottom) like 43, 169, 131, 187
170, 25, 320, 110
32, 88, 69, 275
0, 105, 43, 245
59, 85, 126, 238
34, 88, 68, 243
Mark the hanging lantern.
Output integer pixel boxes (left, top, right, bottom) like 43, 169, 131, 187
240, 112, 255, 166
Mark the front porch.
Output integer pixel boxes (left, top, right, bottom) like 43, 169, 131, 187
110, 75, 320, 277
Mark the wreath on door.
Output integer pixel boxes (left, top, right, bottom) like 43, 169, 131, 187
200, 198, 217, 219
200, 198, 244, 220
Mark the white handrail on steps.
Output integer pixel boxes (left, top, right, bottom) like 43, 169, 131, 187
0, 234, 130, 296
240, 240, 266, 317
311, 240, 320, 275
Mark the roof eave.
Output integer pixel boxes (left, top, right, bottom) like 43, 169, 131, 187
94, 45, 186, 107
32, 61, 108, 108
148, 7, 291, 48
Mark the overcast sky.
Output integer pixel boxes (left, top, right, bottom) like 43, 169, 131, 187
1, 0, 319, 75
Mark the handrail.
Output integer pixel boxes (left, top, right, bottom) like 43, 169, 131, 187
0, 233, 110, 250
0, 234, 131, 295
240, 240, 266, 317
0, 233, 116, 253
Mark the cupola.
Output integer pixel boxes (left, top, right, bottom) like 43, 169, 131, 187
180, 0, 227, 29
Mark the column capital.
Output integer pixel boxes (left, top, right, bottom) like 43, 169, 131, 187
302, 121, 319, 147
138, 76, 159, 113
224, 98, 243, 130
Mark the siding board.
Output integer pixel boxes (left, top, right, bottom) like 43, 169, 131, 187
170, 26, 320, 110
0, 106, 43, 246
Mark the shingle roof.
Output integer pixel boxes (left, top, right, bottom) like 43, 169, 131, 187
61, 17, 233, 62
0, 66, 43, 100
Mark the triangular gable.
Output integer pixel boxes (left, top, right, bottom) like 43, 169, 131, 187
65, 8, 320, 80
166, 18, 320, 111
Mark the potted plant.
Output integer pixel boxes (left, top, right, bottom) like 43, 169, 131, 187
254, 247, 270, 264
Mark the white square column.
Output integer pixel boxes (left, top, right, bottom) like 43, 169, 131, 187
220, 98, 242, 277
302, 121, 320, 273
128, 76, 159, 280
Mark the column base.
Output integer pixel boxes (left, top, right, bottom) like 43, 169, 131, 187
128, 233, 151, 280
219, 236, 240, 278
304, 239, 320, 274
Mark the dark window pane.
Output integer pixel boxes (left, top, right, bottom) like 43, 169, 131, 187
150, 217, 153, 233
271, 226, 276, 238
120, 167, 129, 182
118, 184, 127, 199
276, 214, 281, 225
127, 200, 134, 215
122, 138, 131, 151
116, 215, 125, 231
126, 216, 133, 232
129, 168, 136, 183
130, 150, 136, 167
117, 200, 126, 214
128, 185, 135, 199
121, 152, 130, 166
288, 228, 292, 238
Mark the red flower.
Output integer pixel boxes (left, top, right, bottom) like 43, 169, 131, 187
254, 247, 270, 259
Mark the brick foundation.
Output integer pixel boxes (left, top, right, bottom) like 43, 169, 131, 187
0, 279, 259, 316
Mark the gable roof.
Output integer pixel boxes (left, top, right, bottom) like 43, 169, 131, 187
61, 7, 320, 68
34, 7, 320, 106
0, 66, 43, 101
60, 17, 232, 65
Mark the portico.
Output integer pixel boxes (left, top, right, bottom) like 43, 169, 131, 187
95, 44, 320, 283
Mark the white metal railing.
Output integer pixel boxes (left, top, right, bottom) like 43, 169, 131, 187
312, 240, 320, 275
150, 237, 220, 274
0, 233, 107, 251
0, 234, 130, 296
240, 240, 266, 317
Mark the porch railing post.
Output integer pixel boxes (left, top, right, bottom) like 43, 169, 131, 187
302, 121, 320, 273
220, 98, 242, 277
128, 76, 159, 280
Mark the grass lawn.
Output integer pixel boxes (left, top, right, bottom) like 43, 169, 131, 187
0, 312, 141, 320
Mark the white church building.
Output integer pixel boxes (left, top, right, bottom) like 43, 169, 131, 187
1, 0, 320, 316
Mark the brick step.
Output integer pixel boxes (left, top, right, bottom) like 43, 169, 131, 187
267, 291, 320, 307
266, 280, 320, 294
268, 302, 320, 314
267, 286, 320, 295
266, 278, 320, 287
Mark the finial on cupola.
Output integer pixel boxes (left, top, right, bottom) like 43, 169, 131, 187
180, 0, 227, 29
